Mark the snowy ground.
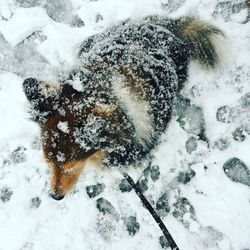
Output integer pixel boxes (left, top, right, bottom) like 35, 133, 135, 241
0, 0, 250, 250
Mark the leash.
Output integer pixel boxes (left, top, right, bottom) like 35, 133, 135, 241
121, 171, 180, 250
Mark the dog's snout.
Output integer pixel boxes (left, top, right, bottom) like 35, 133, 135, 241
50, 193, 65, 201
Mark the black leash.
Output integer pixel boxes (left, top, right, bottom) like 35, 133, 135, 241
122, 171, 180, 250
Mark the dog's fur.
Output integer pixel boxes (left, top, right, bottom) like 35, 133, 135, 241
23, 16, 224, 200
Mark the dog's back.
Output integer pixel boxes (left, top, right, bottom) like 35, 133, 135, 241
69, 16, 223, 165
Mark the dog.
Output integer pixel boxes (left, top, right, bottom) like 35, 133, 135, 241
23, 15, 223, 200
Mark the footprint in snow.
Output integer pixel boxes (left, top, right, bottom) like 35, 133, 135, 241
223, 158, 250, 187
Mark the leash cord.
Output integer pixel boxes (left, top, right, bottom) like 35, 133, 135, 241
121, 171, 180, 250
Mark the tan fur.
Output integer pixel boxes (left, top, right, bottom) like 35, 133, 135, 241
87, 150, 106, 168
46, 150, 105, 197
92, 104, 116, 118
175, 18, 224, 68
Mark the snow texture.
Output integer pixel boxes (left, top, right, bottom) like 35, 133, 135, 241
0, 0, 250, 250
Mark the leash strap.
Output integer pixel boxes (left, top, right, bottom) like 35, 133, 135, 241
122, 171, 180, 250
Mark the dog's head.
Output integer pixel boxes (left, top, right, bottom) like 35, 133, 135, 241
23, 78, 112, 200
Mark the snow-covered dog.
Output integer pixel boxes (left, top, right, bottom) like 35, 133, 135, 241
23, 16, 223, 200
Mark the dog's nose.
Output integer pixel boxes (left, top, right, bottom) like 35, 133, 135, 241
50, 193, 65, 201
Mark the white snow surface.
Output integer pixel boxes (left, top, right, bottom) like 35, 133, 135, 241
0, 0, 250, 250
0, 7, 50, 47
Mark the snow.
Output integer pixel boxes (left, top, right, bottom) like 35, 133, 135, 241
0, 7, 51, 47
57, 121, 69, 134
0, 0, 250, 250
37, 22, 93, 66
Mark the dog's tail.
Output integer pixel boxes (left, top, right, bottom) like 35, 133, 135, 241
169, 17, 224, 68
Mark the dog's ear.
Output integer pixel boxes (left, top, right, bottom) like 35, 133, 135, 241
23, 78, 60, 122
